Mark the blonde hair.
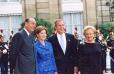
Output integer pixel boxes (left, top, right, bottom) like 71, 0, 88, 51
83, 26, 96, 35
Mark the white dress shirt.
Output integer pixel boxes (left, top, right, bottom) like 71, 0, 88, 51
24, 28, 30, 36
57, 33, 66, 54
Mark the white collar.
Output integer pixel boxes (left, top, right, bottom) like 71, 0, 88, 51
57, 32, 66, 54
57, 33, 65, 37
24, 28, 30, 36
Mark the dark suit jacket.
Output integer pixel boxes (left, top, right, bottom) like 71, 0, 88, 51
9, 29, 36, 74
48, 33, 78, 74
0, 42, 8, 62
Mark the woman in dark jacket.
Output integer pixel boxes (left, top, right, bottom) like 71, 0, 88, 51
78, 26, 105, 74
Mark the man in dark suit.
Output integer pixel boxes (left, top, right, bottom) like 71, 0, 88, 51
9, 17, 36, 74
48, 19, 78, 74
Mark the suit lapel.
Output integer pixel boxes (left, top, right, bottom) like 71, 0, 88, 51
21, 29, 33, 45
65, 34, 70, 54
56, 34, 69, 55
55, 35, 65, 55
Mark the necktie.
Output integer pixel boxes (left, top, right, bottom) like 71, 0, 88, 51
28, 34, 33, 43
60, 35, 66, 54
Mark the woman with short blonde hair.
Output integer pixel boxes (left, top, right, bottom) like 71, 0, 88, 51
78, 26, 106, 74
83, 26, 96, 35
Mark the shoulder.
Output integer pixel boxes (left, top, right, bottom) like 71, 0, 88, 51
48, 34, 57, 41
77, 43, 85, 52
45, 41, 53, 49
65, 33, 74, 39
13, 32, 21, 37
48, 34, 56, 39
66, 33, 75, 40
95, 42, 102, 46
78, 42, 85, 47
45, 41, 52, 46
11, 32, 23, 41
66, 33, 74, 37
14, 29, 27, 36
34, 40, 39, 46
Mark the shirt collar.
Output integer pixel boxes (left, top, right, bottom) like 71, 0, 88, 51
24, 28, 30, 36
57, 33, 65, 38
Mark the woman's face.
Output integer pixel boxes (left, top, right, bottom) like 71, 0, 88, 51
84, 29, 95, 42
36, 30, 47, 41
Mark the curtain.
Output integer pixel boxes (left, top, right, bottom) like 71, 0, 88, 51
0, 15, 22, 42
63, 12, 84, 39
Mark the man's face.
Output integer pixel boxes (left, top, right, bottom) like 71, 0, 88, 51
25, 18, 36, 33
96, 29, 100, 36
109, 32, 114, 37
111, 35, 114, 40
55, 21, 65, 34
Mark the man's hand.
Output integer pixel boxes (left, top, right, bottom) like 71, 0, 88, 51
74, 66, 78, 74
55, 71, 58, 74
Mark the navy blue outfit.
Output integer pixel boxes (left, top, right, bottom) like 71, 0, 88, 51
78, 42, 105, 74
34, 40, 57, 74
9, 29, 36, 74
